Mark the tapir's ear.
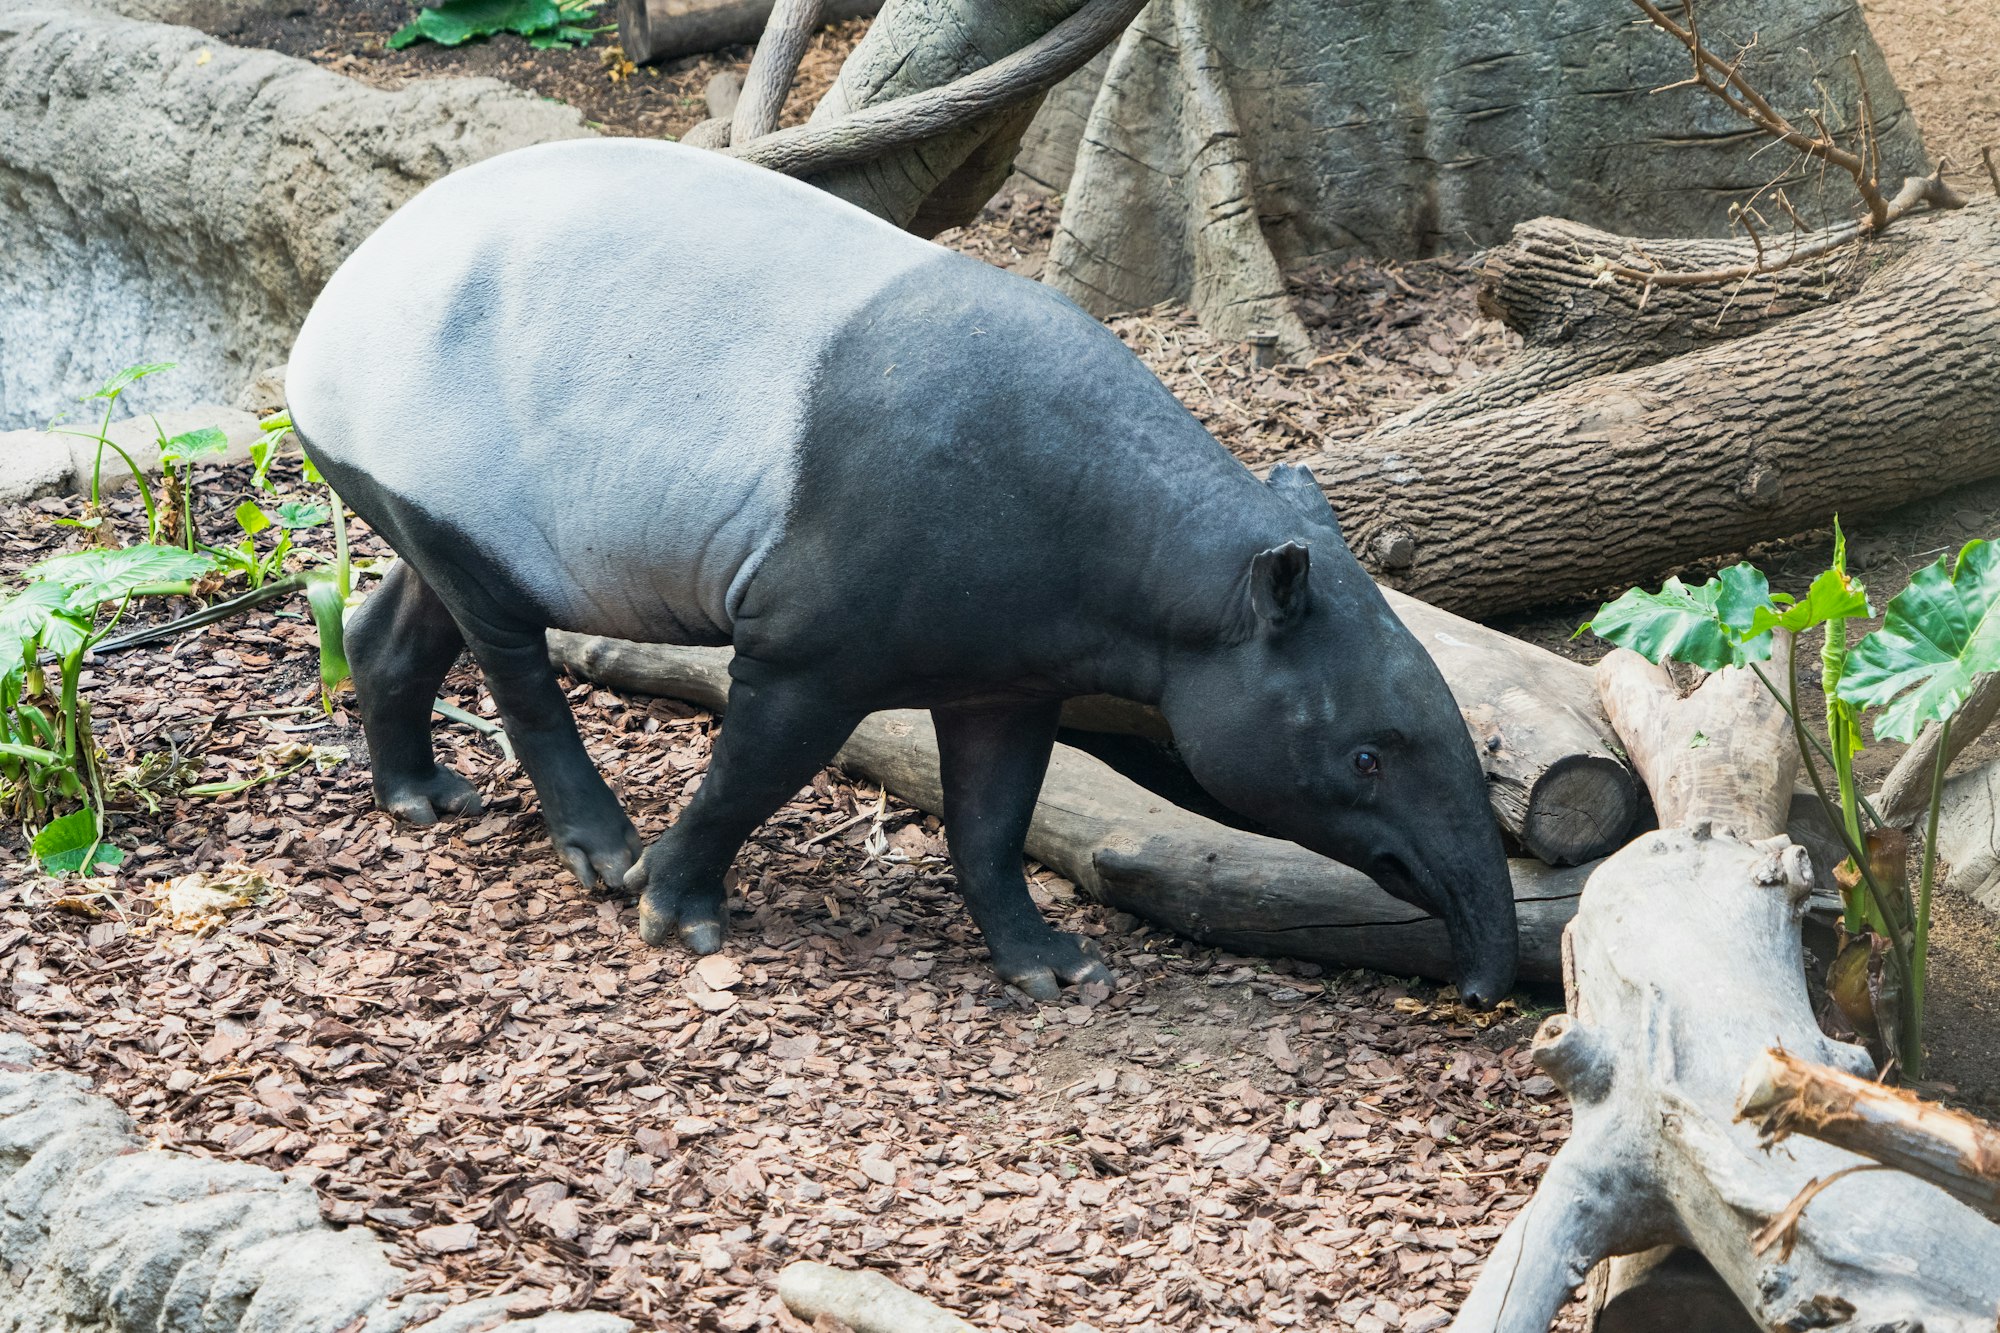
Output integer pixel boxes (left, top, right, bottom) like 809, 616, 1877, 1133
1265, 463, 1340, 537
1250, 541, 1312, 625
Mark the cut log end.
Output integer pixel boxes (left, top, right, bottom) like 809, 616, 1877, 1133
1518, 752, 1642, 867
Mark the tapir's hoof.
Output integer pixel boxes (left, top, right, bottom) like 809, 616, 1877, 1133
996, 933, 1114, 1003
635, 884, 726, 953
547, 811, 641, 895
376, 767, 483, 826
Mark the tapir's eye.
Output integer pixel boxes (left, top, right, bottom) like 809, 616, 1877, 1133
1354, 750, 1381, 777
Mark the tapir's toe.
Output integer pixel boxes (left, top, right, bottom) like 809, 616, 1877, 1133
997, 933, 1115, 1002
679, 919, 725, 955
377, 768, 483, 826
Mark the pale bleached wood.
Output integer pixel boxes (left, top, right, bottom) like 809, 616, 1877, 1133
777, 1262, 976, 1333
1737, 1047, 2000, 1223
1449, 652, 2000, 1333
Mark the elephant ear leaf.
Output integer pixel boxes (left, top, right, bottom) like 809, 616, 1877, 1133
1839, 540, 2000, 742
1580, 563, 1775, 670
28, 544, 217, 606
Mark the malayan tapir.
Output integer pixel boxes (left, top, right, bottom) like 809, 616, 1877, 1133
286, 138, 1519, 1006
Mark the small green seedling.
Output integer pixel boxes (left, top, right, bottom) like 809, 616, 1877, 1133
158, 425, 231, 550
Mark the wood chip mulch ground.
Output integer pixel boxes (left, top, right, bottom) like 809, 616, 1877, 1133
0, 212, 1575, 1333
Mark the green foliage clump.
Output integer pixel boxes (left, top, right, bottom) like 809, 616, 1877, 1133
389, 0, 607, 50
1583, 524, 2000, 1079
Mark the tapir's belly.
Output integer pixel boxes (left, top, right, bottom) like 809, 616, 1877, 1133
286, 138, 941, 643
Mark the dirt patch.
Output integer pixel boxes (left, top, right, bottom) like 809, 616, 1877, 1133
179, 0, 866, 142
1864, 0, 2000, 178
0, 431, 1574, 1331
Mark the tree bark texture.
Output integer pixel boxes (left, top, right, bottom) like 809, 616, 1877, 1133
1037, 0, 1919, 334
1446, 651, 2000, 1333
795, 0, 1089, 234
544, 633, 1585, 984
1389, 217, 1874, 433
616, 0, 880, 65
1305, 203, 2000, 616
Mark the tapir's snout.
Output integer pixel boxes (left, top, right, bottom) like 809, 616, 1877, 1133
1376, 839, 1519, 1011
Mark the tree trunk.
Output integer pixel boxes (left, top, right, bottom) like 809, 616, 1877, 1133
1307, 202, 2000, 616
795, 0, 1088, 234
1447, 646, 2000, 1333
1038, 0, 1919, 344
616, 0, 881, 65
544, 633, 1584, 983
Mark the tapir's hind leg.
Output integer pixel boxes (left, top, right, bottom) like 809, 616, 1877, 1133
933, 701, 1115, 1001
627, 671, 860, 954
458, 626, 643, 894
348, 560, 483, 825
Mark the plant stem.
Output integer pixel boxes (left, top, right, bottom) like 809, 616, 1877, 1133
1909, 716, 1951, 1080
329, 484, 351, 601
1747, 661, 1885, 829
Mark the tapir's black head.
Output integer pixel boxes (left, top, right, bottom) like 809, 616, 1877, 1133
1157, 464, 1518, 1008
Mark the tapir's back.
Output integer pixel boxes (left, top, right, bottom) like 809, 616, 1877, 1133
287, 138, 944, 643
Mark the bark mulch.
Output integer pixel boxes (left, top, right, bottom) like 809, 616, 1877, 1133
0, 250, 1564, 1332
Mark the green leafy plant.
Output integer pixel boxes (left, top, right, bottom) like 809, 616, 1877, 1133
157, 425, 231, 551
388, 0, 607, 50
1583, 525, 1999, 1079
47, 362, 177, 542
253, 414, 353, 705
0, 543, 218, 871
212, 497, 329, 590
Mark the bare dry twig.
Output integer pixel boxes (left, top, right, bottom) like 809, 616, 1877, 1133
1605, 0, 1966, 289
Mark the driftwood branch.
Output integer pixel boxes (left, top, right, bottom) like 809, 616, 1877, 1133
546, 633, 1585, 984
778, 1262, 977, 1333
1737, 1047, 2000, 1224
616, 0, 878, 65
723, 0, 1147, 179
1449, 651, 2000, 1333
731, 0, 821, 143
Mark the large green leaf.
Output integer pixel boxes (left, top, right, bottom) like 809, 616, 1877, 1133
1839, 540, 2000, 742
29, 544, 219, 606
389, 0, 561, 48
88, 362, 174, 401
0, 582, 69, 672
1747, 565, 1871, 636
32, 807, 125, 874
273, 500, 330, 529
160, 426, 230, 466
1581, 563, 1775, 670
305, 572, 352, 704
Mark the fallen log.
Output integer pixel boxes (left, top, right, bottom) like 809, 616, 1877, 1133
1392, 217, 1870, 433
615, 0, 880, 65
546, 633, 1585, 984
1447, 643, 2000, 1332
1737, 1047, 2000, 1224
1309, 201, 2000, 616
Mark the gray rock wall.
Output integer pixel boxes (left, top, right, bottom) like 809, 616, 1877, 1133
0, 1034, 630, 1333
1043, 0, 1925, 319
0, 1, 592, 431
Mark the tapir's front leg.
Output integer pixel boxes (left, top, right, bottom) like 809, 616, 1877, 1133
461, 628, 642, 892
933, 701, 1115, 1001
627, 671, 862, 953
